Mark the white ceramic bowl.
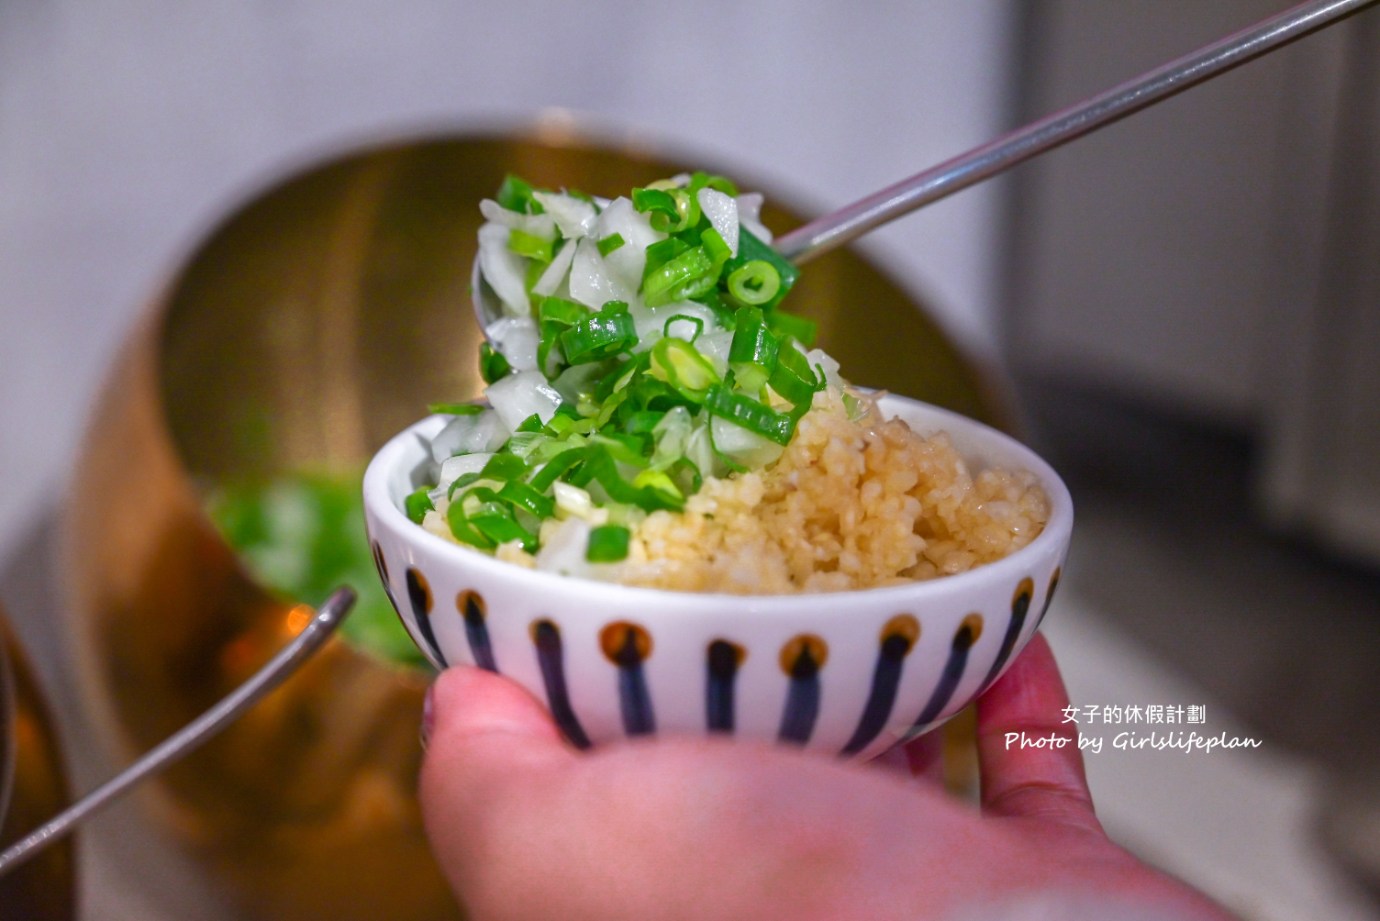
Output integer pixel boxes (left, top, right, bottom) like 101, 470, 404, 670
363, 394, 1072, 759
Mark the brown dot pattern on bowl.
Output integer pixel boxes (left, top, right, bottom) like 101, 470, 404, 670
405, 567, 448, 668
1035, 568, 1061, 632
529, 619, 591, 749
600, 622, 655, 736
373, 549, 1059, 754
841, 614, 922, 755
978, 577, 1035, 694
456, 590, 497, 672
706, 639, 746, 733
908, 613, 985, 734
778, 634, 829, 745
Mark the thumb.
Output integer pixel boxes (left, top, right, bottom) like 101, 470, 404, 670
418, 667, 575, 894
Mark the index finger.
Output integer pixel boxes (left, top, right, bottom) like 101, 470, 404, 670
975, 633, 1101, 833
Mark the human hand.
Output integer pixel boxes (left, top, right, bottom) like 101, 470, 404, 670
419, 633, 1239, 920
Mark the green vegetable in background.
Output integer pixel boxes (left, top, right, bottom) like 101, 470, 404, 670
208, 469, 428, 670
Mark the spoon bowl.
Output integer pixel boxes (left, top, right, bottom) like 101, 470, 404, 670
471, 0, 1378, 338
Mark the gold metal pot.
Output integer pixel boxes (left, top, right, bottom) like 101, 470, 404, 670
0, 601, 77, 921
62, 121, 1010, 919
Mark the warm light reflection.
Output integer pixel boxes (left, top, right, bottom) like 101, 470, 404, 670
533, 108, 578, 143
286, 604, 313, 636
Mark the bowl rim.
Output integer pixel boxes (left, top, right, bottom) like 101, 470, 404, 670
363, 392, 1073, 611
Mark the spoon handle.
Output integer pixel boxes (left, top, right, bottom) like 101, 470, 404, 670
0, 587, 356, 877
774, 0, 1377, 264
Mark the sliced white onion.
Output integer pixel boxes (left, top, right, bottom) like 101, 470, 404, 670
430, 409, 511, 462
663, 315, 701, 342
430, 452, 495, 503
711, 415, 785, 469
552, 482, 608, 523
485, 316, 539, 372
477, 223, 530, 317
551, 361, 605, 405
479, 200, 558, 239
532, 239, 578, 297
695, 328, 736, 376
535, 517, 596, 578
627, 301, 721, 352
684, 421, 718, 478
650, 406, 692, 469
697, 187, 739, 256
594, 197, 664, 294
736, 192, 772, 243
568, 236, 635, 309
533, 191, 599, 239
486, 369, 564, 430
806, 347, 843, 389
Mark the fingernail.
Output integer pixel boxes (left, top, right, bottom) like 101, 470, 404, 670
420, 681, 436, 751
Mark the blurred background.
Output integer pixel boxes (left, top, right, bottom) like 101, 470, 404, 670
1, 1, 1377, 919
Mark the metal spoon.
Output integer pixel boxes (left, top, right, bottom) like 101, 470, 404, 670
474, 0, 1376, 330
0, 586, 356, 876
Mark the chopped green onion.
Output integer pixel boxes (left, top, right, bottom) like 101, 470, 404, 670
430, 171, 847, 562
637, 187, 692, 233
643, 237, 691, 277
701, 172, 739, 196
769, 341, 823, 406
479, 343, 511, 384
727, 260, 780, 306
765, 309, 818, 347
729, 306, 780, 367
631, 468, 682, 502
538, 296, 588, 325
727, 228, 798, 310
537, 296, 589, 373
498, 479, 556, 519
591, 430, 649, 463
466, 499, 538, 551
529, 447, 589, 491
447, 471, 483, 499
663, 314, 704, 342
643, 245, 717, 307
480, 453, 527, 480
650, 337, 719, 401
700, 226, 732, 265
704, 385, 795, 445
623, 410, 664, 436
427, 402, 485, 416
523, 257, 547, 294
404, 487, 434, 524
586, 524, 630, 562
576, 448, 683, 512
560, 310, 637, 364
446, 499, 497, 549
689, 288, 736, 327
504, 431, 545, 459
632, 187, 678, 217
508, 228, 554, 263
632, 186, 694, 231
666, 455, 703, 495
728, 306, 779, 392
597, 233, 626, 257
496, 174, 542, 214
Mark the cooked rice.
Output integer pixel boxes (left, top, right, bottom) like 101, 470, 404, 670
613, 390, 1048, 594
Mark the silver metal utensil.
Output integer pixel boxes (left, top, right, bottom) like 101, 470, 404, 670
473, 0, 1376, 331
0, 586, 356, 876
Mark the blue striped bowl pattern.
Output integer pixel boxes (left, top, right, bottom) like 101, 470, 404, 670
363, 394, 1073, 760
